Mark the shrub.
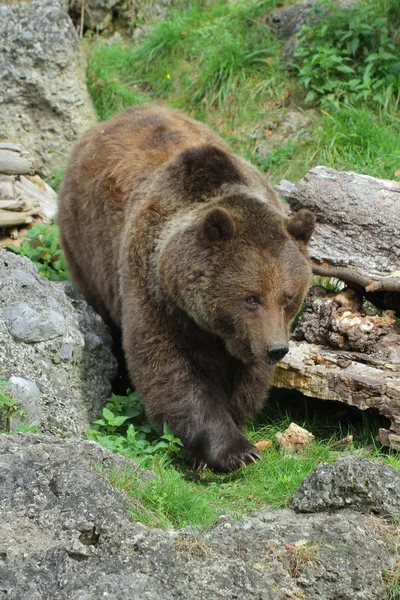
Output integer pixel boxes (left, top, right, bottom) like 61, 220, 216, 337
8, 224, 69, 281
294, 0, 400, 106
87, 391, 184, 463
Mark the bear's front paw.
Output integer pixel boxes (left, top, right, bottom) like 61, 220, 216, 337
207, 441, 263, 473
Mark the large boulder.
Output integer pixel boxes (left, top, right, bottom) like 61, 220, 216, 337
0, 0, 96, 176
291, 456, 400, 517
0, 433, 398, 599
0, 247, 117, 435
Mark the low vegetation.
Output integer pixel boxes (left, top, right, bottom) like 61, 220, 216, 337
87, 387, 400, 529
7, 224, 68, 282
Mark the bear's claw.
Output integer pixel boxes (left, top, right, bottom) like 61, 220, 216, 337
216, 445, 263, 472
243, 450, 262, 464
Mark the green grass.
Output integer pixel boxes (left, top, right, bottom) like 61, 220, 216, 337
245, 103, 400, 183
306, 104, 400, 179
87, 0, 292, 144
87, 42, 149, 120
100, 391, 400, 530
126, 0, 288, 112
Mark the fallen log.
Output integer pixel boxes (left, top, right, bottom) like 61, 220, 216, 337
275, 340, 400, 450
275, 167, 400, 447
276, 167, 400, 298
0, 146, 58, 241
0, 145, 34, 175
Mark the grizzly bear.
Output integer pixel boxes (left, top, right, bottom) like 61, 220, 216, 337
58, 105, 315, 472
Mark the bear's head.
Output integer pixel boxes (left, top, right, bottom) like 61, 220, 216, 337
158, 192, 315, 365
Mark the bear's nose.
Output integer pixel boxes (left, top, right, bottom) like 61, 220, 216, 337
266, 344, 289, 365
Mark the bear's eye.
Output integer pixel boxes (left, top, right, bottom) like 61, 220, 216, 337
246, 295, 260, 308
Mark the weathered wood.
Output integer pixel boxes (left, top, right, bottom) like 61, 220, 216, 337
0, 164, 58, 235
0, 143, 22, 152
278, 288, 400, 449
276, 167, 400, 294
293, 290, 400, 355
0, 210, 34, 227
14, 176, 57, 221
275, 340, 400, 449
0, 148, 34, 175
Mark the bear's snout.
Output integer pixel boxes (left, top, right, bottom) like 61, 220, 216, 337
266, 343, 289, 365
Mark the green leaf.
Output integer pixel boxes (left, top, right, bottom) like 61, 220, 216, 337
336, 65, 355, 74
102, 407, 115, 422
348, 38, 359, 56
110, 415, 129, 427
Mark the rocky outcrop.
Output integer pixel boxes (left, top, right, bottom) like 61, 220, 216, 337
68, 0, 175, 35
0, 0, 96, 176
0, 247, 117, 435
0, 436, 398, 600
292, 456, 400, 516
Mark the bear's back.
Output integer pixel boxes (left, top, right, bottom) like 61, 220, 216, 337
75, 106, 233, 204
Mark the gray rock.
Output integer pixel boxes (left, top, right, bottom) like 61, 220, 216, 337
3, 302, 66, 342
69, 0, 175, 33
291, 456, 400, 517
0, 247, 117, 436
0, 434, 397, 600
0, 0, 96, 176
7, 377, 43, 430
252, 110, 314, 160
266, 0, 317, 39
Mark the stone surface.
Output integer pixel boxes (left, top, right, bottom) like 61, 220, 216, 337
0, 247, 117, 435
251, 110, 314, 161
0, 433, 398, 600
0, 0, 96, 176
68, 0, 175, 34
291, 456, 400, 517
266, 0, 317, 39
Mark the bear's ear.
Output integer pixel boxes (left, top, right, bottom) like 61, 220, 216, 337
200, 207, 236, 243
177, 145, 243, 199
286, 209, 316, 244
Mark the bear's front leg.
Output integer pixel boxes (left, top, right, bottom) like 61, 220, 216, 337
186, 403, 263, 472
123, 317, 261, 472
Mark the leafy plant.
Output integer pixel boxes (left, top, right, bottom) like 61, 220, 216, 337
0, 378, 23, 433
8, 224, 69, 281
294, 0, 400, 106
87, 391, 184, 463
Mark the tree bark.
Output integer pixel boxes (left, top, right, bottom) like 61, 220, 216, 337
275, 340, 400, 450
276, 167, 400, 295
275, 167, 400, 447
0, 146, 58, 236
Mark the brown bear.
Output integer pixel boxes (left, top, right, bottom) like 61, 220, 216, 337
58, 105, 315, 472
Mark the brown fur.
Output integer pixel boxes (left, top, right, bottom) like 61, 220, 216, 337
58, 105, 315, 472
